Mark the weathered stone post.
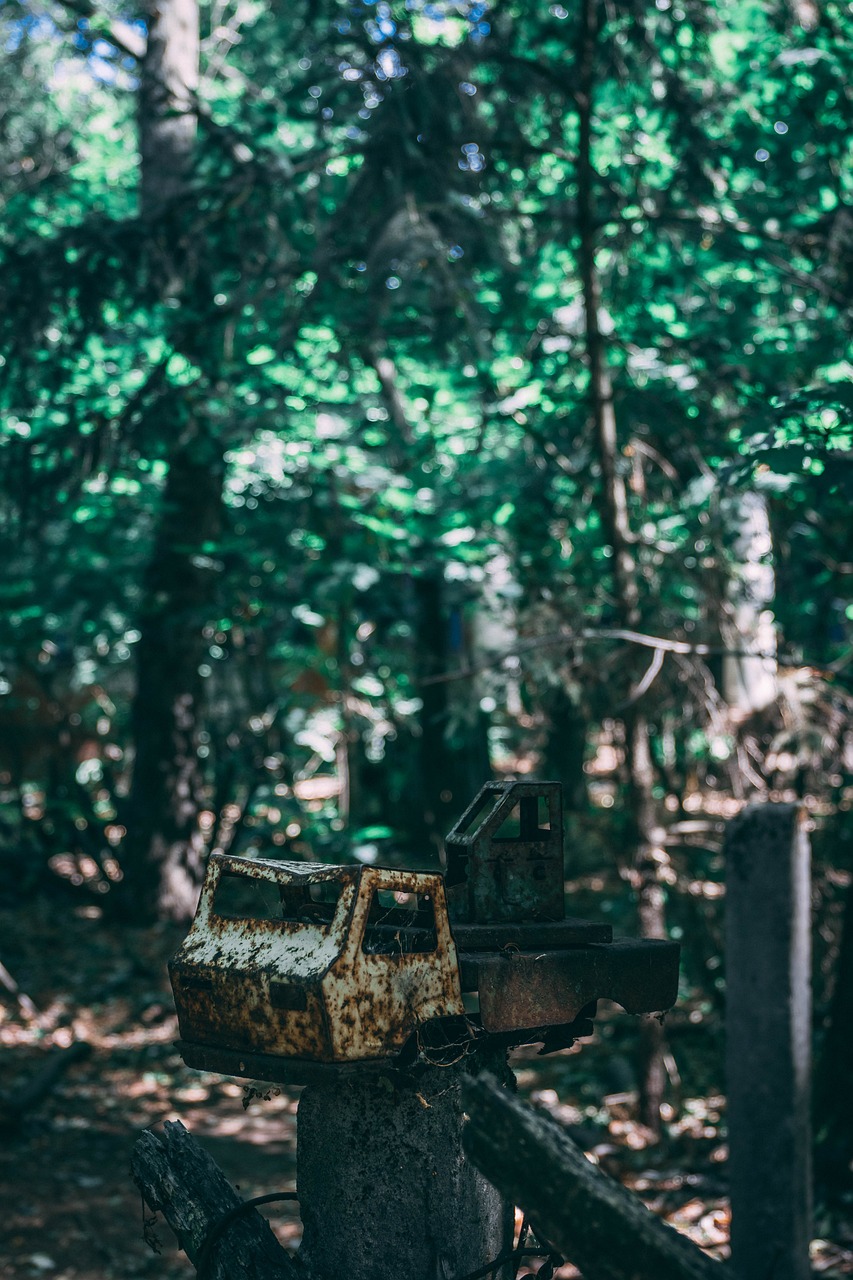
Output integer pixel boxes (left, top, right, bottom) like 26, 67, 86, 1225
725, 803, 812, 1280
297, 1058, 514, 1280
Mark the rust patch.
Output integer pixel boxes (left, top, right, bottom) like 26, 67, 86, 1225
472, 938, 680, 1033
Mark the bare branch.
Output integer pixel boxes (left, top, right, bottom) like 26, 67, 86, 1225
421, 626, 809, 687
618, 645, 665, 709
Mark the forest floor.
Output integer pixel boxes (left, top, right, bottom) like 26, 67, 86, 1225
0, 895, 851, 1280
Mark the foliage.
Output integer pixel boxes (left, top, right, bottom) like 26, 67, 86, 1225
0, 0, 850, 914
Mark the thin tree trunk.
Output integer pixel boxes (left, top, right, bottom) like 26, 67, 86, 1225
515, 461, 590, 816
577, 0, 669, 1132
720, 492, 778, 720
417, 566, 465, 850
138, 0, 198, 220
577, 0, 637, 630
416, 567, 491, 855
626, 713, 669, 1130
119, 0, 222, 922
541, 684, 589, 814
122, 430, 224, 921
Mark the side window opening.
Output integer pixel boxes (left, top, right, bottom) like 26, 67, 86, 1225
492, 795, 552, 843
213, 872, 342, 931
361, 887, 438, 955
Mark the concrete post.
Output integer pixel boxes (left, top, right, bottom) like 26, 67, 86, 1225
297, 1059, 513, 1280
725, 803, 812, 1280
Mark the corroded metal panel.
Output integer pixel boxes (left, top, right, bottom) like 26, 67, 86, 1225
171, 853, 357, 1060
445, 781, 565, 924
452, 918, 612, 951
327, 868, 464, 1060
170, 855, 463, 1068
470, 938, 680, 1033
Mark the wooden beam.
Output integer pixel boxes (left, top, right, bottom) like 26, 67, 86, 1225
462, 1073, 731, 1280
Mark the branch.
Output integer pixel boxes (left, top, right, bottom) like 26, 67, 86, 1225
510, 416, 580, 477
0, 959, 39, 1020
629, 438, 680, 484
420, 626, 795, 687
481, 51, 581, 106
54, 0, 147, 60
618, 645, 665, 709
364, 346, 417, 451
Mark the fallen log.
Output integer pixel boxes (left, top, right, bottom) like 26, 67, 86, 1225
131, 1119, 300, 1279
0, 1039, 92, 1131
462, 1074, 733, 1280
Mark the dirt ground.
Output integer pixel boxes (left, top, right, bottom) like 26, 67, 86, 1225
0, 901, 300, 1279
1, 897, 851, 1280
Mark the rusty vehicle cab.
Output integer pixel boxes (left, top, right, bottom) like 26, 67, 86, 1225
172, 782, 679, 1084
170, 853, 464, 1074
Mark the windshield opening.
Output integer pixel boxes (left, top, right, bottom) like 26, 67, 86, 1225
214, 872, 343, 931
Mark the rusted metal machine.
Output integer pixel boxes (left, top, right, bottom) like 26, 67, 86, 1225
171, 859, 464, 1076
171, 780, 679, 1083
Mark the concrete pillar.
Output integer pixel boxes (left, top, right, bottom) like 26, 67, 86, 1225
725, 803, 812, 1280
297, 1059, 513, 1280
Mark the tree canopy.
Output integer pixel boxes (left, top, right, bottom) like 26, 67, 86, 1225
0, 0, 850, 928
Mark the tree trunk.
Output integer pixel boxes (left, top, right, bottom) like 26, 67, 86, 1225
120, 0, 224, 922
576, 0, 637, 632
576, 0, 669, 1132
626, 713, 670, 1131
122, 430, 224, 921
138, 0, 198, 220
720, 491, 778, 720
514, 462, 590, 818
416, 566, 491, 856
298, 1061, 513, 1280
541, 684, 589, 815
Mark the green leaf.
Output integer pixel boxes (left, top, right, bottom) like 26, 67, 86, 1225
247, 345, 276, 365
